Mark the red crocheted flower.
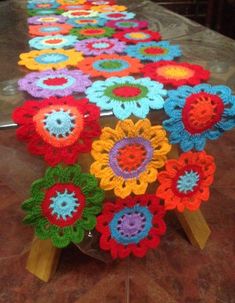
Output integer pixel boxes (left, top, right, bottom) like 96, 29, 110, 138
141, 61, 210, 87
114, 29, 161, 44
29, 23, 72, 36
12, 96, 101, 166
96, 194, 166, 259
156, 151, 216, 212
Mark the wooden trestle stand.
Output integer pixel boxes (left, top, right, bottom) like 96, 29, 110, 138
26, 144, 211, 282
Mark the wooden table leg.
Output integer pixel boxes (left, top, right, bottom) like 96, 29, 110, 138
175, 209, 211, 249
26, 237, 61, 282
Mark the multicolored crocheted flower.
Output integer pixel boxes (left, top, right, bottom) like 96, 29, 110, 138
96, 194, 166, 259
75, 38, 125, 55
27, 2, 60, 10
86, 76, 167, 119
62, 9, 98, 18
22, 165, 104, 248
141, 61, 210, 87
18, 68, 91, 98
78, 55, 143, 78
100, 11, 135, 20
163, 84, 235, 151
125, 41, 181, 62
70, 26, 115, 39
91, 4, 127, 12
114, 29, 161, 44
28, 9, 63, 17
90, 119, 171, 198
156, 151, 216, 212
29, 35, 77, 49
29, 23, 72, 36
18, 49, 83, 71
66, 17, 106, 27
106, 19, 148, 30
13, 96, 101, 166
27, 15, 67, 25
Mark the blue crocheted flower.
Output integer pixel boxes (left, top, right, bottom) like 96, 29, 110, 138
124, 41, 181, 62
66, 17, 107, 28
27, 1, 60, 10
100, 11, 135, 21
86, 76, 167, 120
29, 35, 77, 50
163, 84, 235, 151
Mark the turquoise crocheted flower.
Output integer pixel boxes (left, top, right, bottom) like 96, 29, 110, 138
163, 84, 235, 151
124, 41, 181, 62
29, 35, 77, 50
66, 17, 107, 28
86, 76, 167, 120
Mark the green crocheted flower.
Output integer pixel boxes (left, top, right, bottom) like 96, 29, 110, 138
22, 165, 104, 248
70, 26, 115, 40
27, 9, 63, 17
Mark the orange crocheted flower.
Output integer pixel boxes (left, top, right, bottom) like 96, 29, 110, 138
156, 151, 216, 212
18, 49, 84, 71
29, 23, 72, 36
77, 54, 143, 78
91, 4, 127, 12
90, 119, 171, 198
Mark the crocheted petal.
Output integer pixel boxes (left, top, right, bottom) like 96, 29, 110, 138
131, 243, 148, 257
71, 226, 84, 244
135, 118, 152, 138
86, 190, 104, 206
205, 129, 222, 140
131, 101, 150, 118
83, 205, 102, 215
112, 101, 133, 120
140, 167, 158, 183
117, 244, 131, 259
193, 136, 207, 151
197, 186, 210, 201
31, 178, 47, 196
211, 85, 232, 98
100, 234, 113, 251
163, 118, 183, 131
90, 162, 112, 178
22, 198, 35, 211
114, 181, 132, 199
50, 227, 71, 248
151, 156, 167, 169
183, 196, 201, 211
128, 178, 148, 195
35, 218, 52, 240
23, 212, 41, 225
218, 118, 235, 131
80, 214, 97, 230
100, 173, 122, 191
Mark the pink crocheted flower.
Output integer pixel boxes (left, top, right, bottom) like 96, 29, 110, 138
75, 38, 126, 55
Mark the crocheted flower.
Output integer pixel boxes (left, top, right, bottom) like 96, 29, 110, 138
163, 84, 235, 151
156, 151, 216, 212
125, 41, 181, 62
70, 26, 115, 39
27, 2, 60, 10
78, 55, 143, 78
106, 19, 148, 30
27, 15, 67, 25
90, 119, 171, 198
60, 4, 91, 11
18, 68, 91, 98
58, 0, 86, 4
88, 0, 116, 4
100, 12, 135, 20
86, 76, 167, 119
91, 4, 127, 12
114, 29, 161, 44
66, 17, 106, 28
141, 61, 210, 87
13, 96, 100, 166
62, 9, 98, 18
18, 49, 83, 71
75, 38, 125, 55
22, 165, 104, 248
29, 23, 72, 36
96, 194, 166, 259
29, 35, 77, 49
28, 9, 63, 16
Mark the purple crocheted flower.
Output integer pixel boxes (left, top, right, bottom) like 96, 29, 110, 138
27, 15, 67, 25
75, 38, 126, 56
18, 68, 92, 98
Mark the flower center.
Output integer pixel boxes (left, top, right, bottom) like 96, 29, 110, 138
109, 205, 153, 244
113, 86, 142, 97
45, 38, 63, 44
40, 17, 57, 22
37, 4, 51, 8
99, 59, 122, 69
42, 183, 85, 227
92, 41, 111, 49
72, 12, 89, 16
41, 26, 60, 32
35, 53, 68, 64
43, 77, 68, 86
82, 28, 105, 35
126, 32, 149, 39
118, 21, 136, 28
108, 13, 124, 18
182, 92, 225, 134
144, 46, 166, 55
157, 65, 194, 80
109, 137, 153, 179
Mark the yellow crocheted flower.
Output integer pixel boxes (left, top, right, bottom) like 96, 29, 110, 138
91, 5, 127, 12
57, 0, 86, 4
90, 119, 171, 198
18, 49, 83, 71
